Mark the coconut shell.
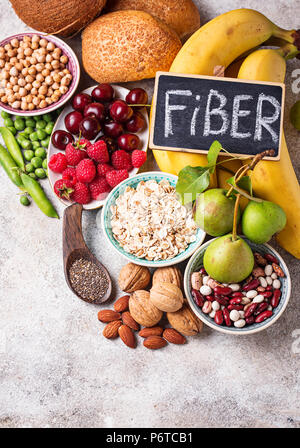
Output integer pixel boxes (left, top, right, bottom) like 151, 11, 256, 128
105, 0, 200, 39
9, 0, 107, 37
82, 11, 182, 84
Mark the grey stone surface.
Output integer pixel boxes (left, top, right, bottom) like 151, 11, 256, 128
0, 0, 299, 428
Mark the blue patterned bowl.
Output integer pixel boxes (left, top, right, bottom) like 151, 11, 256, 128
101, 172, 206, 267
184, 238, 291, 335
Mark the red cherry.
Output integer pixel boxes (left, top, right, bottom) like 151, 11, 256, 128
110, 100, 133, 123
64, 111, 83, 135
117, 133, 140, 151
125, 112, 145, 133
125, 88, 148, 109
84, 102, 106, 122
91, 83, 114, 102
79, 117, 101, 140
103, 121, 124, 138
51, 130, 74, 150
72, 93, 92, 112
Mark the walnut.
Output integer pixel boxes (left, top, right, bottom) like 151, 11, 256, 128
152, 266, 182, 288
129, 290, 163, 327
167, 301, 203, 336
118, 263, 151, 293
150, 282, 184, 312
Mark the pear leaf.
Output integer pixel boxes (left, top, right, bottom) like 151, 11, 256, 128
227, 175, 253, 196
176, 166, 210, 204
207, 140, 223, 173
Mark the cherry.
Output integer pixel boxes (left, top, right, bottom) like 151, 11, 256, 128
91, 83, 114, 102
125, 112, 145, 133
72, 93, 92, 112
103, 121, 124, 138
118, 133, 140, 151
64, 111, 83, 135
84, 102, 106, 122
110, 100, 133, 123
97, 136, 118, 155
125, 88, 148, 109
51, 130, 74, 150
79, 116, 101, 140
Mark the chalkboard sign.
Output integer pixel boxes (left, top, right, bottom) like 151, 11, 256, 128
149, 72, 285, 160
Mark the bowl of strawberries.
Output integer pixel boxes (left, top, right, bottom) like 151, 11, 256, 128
47, 84, 149, 209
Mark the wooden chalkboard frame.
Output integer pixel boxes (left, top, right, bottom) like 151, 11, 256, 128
149, 71, 285, 160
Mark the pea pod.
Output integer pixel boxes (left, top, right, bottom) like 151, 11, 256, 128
0, 144, 24, 188
0, 127, 25, 170
20, 173, 59, 219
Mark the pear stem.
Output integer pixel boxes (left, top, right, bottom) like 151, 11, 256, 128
232, 194, 241, 242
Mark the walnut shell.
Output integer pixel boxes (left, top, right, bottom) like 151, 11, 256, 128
118, 263, 151, 293
150, 282, 183, 312
152, 266, 182, 288
129, 290, 163, 327
167, 301, 203, 336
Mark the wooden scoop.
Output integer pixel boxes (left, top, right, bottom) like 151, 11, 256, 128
63, 203, 112, 304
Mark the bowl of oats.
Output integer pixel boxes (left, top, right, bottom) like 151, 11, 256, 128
101, 171, 206, 267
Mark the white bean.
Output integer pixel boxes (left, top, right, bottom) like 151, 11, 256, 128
234, 319, 246, 328
229, 283, 240, 292
241, 297, 251, 305
267, 305, 273, 311
265, 264, 273, 276
200, 285, 212, 296
202, 276, 209, 285
222, 283, 229, 287
266, 276, 273, 285
212, 301, 220, 311
229, 310, 240, 322
259, 276, 267, 288
209, 310, 216, 319
253, 294, 264, 303
239, 311, 245, 318
246, 290, 258, 299
273, 279, 281, 289
271, 273, 277, 280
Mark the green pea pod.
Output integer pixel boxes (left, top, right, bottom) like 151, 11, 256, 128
0, 127, 25, 170
0, 144, 24, 188
21, 173, 59, 219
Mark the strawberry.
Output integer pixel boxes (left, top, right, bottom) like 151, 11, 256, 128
87, 140, 109, 163
97, 163, 113, 177
76, 159, 96, 183
89, 176, 111, 200
111, 150, 132, 171
131, 150, 147, 168
54, 179, 74, 200
48, 153, 68, 173
106, 169, 129, 188
65, 141, 87, 166
62, 167, 77, 186
71, 182, 91, 204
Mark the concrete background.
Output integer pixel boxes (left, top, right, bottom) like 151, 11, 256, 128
0, 0, 299, 428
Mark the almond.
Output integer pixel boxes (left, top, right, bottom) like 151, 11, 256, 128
138, 327, 163, 338
163, 328, 186, 345
103, 320, 122, 339
143, 335, 167, 350
122, 311, 140, 331
98, 310, 121, 323
118, 324, 136, 348
114, 295, 130, 313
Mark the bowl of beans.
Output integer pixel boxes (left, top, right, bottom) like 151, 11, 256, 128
0, 32, 80, 116
184, 238, 291, 335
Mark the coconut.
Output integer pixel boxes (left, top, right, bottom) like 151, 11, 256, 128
9, 0, 107, 37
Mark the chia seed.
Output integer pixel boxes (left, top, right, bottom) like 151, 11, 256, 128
69, 258, 109, 301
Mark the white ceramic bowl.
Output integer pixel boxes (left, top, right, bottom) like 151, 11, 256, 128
184, 238, 291, 335
101, 171, 206, 267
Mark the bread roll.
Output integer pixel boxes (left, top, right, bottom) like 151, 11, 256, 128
82, 11, 182, 83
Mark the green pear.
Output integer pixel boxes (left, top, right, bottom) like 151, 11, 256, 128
203, 234, 254, 283
193, 188, 240, 236
242, 200, 286, 244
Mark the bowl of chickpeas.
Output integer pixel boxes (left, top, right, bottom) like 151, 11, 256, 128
0, 32, 80, 116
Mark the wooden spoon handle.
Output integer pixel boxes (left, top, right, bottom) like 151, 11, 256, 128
63, 203, 87, 255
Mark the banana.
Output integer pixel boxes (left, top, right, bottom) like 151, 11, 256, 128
237, 47, 300, 258
153, 8, 299, 180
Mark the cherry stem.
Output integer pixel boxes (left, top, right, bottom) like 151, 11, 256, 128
232, 194, 241, 242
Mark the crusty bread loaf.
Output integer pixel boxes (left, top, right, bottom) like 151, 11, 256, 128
82, 11, 182, 83
106, 0, 200, 39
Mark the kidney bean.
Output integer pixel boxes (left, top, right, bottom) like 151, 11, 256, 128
202, 301, 212, 314
271, 289, 281, 308
255, 310, 273, 323
205, 295, 215, 302
257, 286, 266, 292
272, 263, 285, 278
265, 254, 279, 264
261, 291, 273, 298
215, 295, 228, 306
229, 297, 242, 305
266, 286, 273, 291
230, 292, 243, 298
192, 289, 204, 307
214, 310, 224, 325
244, 302, 258, 318
245, 316, 255, 325
242, 279, 260, 292
227, 304, 244, 311
214, 286, 232, 296
223, 308, 231, 326
254, 302, 269, 316
199, 268, 207, 275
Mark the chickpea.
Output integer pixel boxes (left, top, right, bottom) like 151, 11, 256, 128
28, 103, 35, 111
31, 42, 39, 50
27, 67, 36, 77
36, 54, 45, 63
42, 68, 50, 77
9, 76, 17, 86
11, 100, 21, 109
52, 82, 59, 90
14, 92, 21, 100
29, 57, 38, 65
0, 90, 5, 97
61, 75, 71, 86
59, 85, 68, 95
37, 73, 45, 83
47, 87, 53, 96
25, 83, 32, 91
7, 49, 17, 58
10, 57, 18, 64
47, 41, 55, 52
31, 87, 38, 95
23, 42, 31, 49
4, 43, 12, 52
18, 78, 26, 87
21, 101, 28, 111
39, 99, 47, 109
9, 66, 18, 77
38, 85, 48, 95
23, 35, 31, 43
39, 47, 47, 56
32, 80, 41, 89
51, 93, 60, 103
23, 59, 30, 68
60, 55, 68, 65
7, 94, 15, 103
19, 87, 27, 97
39, 39, 48, 48
51, 60, 60, 70
1, 95, 8, 103
45, 97, 53, 105
25, 94, 33, 103
0, 59, 4, 68
36, 63, 44, 72
17, 53, 24, 60
32, 35, 40, 43
1, 70, 9, 80
25, 75, 34, 83
13, 85, 19, 93
5, 62, 12, 70
45, 62, 52, 70
15, 62, 23, 71
45, 54, 53, 63
5, 83, 12, 91
38, 94, 45, 101
51, 51, 60, 61
45, 75, 53, 86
